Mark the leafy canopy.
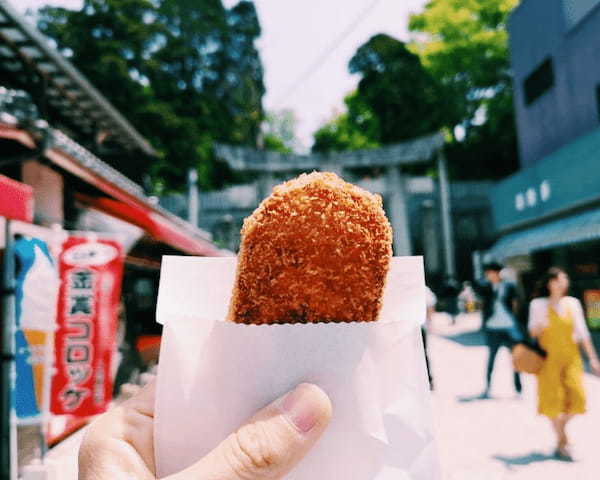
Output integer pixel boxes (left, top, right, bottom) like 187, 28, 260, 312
261, 110, 298, 153
313, 34, 448, 155
408, 0, 520, 179
37, 0, 265, 191
312, 91, 380, 153
312, 1, 521, 180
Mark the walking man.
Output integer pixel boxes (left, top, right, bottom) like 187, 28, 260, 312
475, 262, 523, 398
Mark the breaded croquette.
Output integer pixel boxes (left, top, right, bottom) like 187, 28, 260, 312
228, 172, 393, 324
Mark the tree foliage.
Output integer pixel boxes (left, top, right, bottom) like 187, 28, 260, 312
313, 34, 447, 154
37, 0, 265, 191
312, 91, 379, 153
312, 1, 520, 180
261, 109, 298, 153
349, 34, 450, 144
408, 0, 520, 179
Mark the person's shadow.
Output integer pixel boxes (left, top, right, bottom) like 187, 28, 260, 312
442, 330, 487, 347
457, 392, 494, 403
493, 451, 571, 469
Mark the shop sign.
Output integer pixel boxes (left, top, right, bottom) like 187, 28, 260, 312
50, 236, 124, 416
13, 237, 59, 423
491, 127, 600, 231
0, 174, 33, 222
583, 290, 600, 330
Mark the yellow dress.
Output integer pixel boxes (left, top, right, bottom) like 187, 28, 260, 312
537, 305, 586, 418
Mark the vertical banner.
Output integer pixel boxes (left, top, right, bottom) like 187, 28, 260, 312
50, 236, 124, 417
584, 290, 600, 330
13, 237, 59, 423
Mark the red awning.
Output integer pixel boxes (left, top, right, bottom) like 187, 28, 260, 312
77, 194, 221, 257
0, 174, 33, 223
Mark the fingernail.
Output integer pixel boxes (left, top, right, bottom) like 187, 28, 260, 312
281, 384, 319, 433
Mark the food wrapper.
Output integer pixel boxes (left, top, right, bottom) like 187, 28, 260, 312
154, 256, 441, 479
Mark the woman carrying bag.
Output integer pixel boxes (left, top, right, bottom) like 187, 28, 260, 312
528, 267, 600, 459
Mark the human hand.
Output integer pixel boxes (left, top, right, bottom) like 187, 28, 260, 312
79, 381, 332, 479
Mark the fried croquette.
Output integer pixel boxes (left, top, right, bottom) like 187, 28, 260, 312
228, 171, 393, 324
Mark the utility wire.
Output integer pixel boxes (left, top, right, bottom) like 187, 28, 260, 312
273, 0, 385, 106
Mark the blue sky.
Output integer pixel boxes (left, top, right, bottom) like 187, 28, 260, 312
16, 0, 427, 148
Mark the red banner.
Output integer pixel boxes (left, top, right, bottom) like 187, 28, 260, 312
50, 236, 124, 416
0, 174, 33, 222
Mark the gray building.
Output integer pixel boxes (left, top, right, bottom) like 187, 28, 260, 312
509, 0, 600, 167
488, 0, 600, 330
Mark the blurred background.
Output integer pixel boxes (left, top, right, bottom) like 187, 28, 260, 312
0, 0, 599, 478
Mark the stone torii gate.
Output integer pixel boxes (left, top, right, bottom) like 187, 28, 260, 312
215, 132, 456, 279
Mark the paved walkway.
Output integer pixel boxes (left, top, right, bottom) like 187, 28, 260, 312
42, 313, 600, 480
429, 313, 600, 480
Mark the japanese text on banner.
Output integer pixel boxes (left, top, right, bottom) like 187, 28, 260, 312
50, 237, 124, 417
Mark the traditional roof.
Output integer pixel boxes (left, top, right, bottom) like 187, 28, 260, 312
0, 0, 155, 155
215, 132, 444, 172
0, 90, 223, 256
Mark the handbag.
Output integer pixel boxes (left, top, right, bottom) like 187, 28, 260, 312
512, 341, 547, 374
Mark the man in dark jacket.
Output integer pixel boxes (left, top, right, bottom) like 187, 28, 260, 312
475, 262, 523, 398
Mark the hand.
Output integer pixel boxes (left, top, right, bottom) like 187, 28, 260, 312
591, 357, 600, 377
79, 381, 332, 479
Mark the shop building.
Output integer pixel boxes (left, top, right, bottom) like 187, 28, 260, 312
487, 0, 600, 330
0, 1, 225, 473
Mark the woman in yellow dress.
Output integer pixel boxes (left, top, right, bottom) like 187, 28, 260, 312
529, 267, 600, 459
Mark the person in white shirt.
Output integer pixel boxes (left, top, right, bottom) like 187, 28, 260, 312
528, 267, 600, 459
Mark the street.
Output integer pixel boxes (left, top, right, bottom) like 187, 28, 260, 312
430, 313, 600, 480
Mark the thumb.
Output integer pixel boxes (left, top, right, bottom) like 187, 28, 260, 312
166, 383, 332, 480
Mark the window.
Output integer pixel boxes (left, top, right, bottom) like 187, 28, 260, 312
597, 85, 600, 123
523, 58, 554, 106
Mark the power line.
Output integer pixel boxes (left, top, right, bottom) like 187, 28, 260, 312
273, 0, 385, 107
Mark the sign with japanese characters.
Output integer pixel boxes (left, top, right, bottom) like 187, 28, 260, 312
490, 127, 600, 230
50, 236, 124, 416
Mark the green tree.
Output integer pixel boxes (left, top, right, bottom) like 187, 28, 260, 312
261, 109, 298, 153
37, 0, 265, 191
312, 91, 379, 153
408, 0, 520, 179
312, 34, 450, 156
349, 33, 451, 144
37, 0, 163, 183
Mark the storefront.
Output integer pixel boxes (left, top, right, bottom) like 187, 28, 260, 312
0, 3, 228, 476
487, 126, 600, 330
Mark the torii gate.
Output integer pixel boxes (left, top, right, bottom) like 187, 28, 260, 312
215, 132, 456, 279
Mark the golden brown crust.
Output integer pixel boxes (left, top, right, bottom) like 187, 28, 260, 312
228, 172, 393, 324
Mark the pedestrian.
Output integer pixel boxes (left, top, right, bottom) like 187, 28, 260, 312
442, 277, 460, 324
79, 380, 332, 479
474, 262, 523, 398
528, 267, 600, 459
422, 286, 437, 390
459, 281, 476, 313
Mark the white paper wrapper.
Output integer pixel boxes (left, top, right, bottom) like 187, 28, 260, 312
155, 256, 441, 479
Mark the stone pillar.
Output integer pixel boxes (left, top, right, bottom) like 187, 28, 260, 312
421, 200, 441, 275
437, 151, 456, 279
385, 165, 412, 256
187, 168, 199, 227
472, 250, 484, 281
257, 171, 275, 203
322, 157, 344, 179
